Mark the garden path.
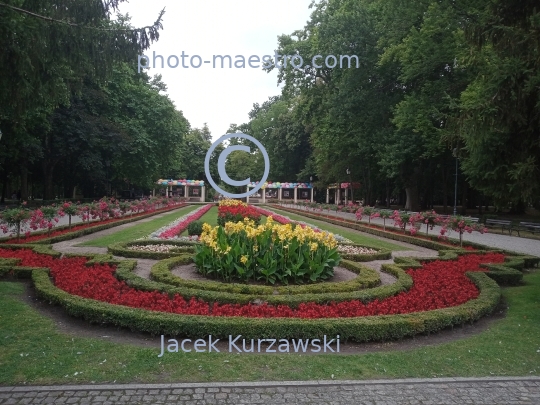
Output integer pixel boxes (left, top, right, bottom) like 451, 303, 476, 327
51, 207, 441, 283
281, 203, 540, 257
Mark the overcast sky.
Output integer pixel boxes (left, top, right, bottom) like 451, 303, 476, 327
117, 0, 314, 140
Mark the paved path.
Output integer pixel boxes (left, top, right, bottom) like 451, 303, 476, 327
1, 377, 538, 404
280, 204, 540, 257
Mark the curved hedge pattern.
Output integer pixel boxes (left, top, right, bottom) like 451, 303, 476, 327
150, 255, 382, 296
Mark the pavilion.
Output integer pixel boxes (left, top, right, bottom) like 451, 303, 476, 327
155, 179, 205, 202
246, 181, 314, 203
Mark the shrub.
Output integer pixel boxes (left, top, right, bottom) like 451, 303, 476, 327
187, 220, 204, 236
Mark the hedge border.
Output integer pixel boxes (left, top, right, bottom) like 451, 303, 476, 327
149, 256, 381, 296
111, 257, 410, 307
27, 266, 500, 342
0, 203, 189, 245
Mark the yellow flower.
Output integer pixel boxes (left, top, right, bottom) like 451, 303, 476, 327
310, 242, 318, 251
240, 255, 248, 264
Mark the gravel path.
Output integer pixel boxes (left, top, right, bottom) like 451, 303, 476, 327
50, 206, 442, 289
281, 204, 540, 257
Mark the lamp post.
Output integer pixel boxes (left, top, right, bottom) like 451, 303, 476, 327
452, 148, 458, 216
346, 168, 353, 204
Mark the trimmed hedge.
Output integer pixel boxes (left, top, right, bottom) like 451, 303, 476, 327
30, 266, 501, 342
0, 203, 189, 245
112, 257, 410, 307
150, 256, 381, 296
108, 240, 196, 259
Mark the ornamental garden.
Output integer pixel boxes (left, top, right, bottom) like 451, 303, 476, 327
1, 195, 538, 360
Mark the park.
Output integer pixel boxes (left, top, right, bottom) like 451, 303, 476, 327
1, 0, 539, 404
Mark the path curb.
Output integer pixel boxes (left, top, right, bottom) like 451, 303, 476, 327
1, 376, 539, 392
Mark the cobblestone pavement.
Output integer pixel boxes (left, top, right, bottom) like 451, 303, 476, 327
0, 377, 539, 404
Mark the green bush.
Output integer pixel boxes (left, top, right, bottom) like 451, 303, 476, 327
187, 221, 204, 236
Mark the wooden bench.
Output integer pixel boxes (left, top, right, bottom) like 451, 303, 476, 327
519, 222, 540, 235
485, 219, 518, 236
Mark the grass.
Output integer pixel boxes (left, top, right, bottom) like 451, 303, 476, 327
79, 205, 200, 247
0, 269, 539, 385
267, 207, 405, 251
181, 206, 218, 236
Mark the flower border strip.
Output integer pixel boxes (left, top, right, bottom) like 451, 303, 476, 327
254, 206, 354, 244
26, 259, 500, 342
146, 204, 214, 240
0, 203, 188, 245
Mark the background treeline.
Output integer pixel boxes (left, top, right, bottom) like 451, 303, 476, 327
0, 1, 215, 203
228, 0, 539, 213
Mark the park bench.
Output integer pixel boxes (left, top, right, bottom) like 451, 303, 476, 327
485, 219, 518, 236
519, 222, 540, 235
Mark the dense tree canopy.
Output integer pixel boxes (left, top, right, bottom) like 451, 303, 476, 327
230, 0, 539, 212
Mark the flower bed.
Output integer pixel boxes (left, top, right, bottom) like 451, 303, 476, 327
337, 245, 378, 255
0, 202, 188, 245
0, 247, 505, 318
2, 246, 528, 341
195, 217, 341, 284
144, 204, 214, 240
254, 206, 353, 244
217, 199, 261, 226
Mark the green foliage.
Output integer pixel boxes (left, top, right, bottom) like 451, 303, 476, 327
194, 224, 341, 285
187, 221, 204, 236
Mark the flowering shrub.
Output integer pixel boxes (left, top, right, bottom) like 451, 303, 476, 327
195, 217, 341, 284
0, 207, 32, 240
58, 202, 79, 229
441, 216, 488, 247
0, 249, 505, 318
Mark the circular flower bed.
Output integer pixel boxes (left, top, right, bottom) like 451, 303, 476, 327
195, 217, 341, 285
337, 245, 378, 255
128, 244, 183, 253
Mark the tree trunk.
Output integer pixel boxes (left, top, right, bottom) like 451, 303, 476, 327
20, 157, 28, 201
404, 167, 421, 212
43, 164, 55, 200
404, 186, 420, 211
0, 168, 7, 204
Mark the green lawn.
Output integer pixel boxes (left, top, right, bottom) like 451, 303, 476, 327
79, 205, 200, 247
0, 270, 539, 384
181, 206, 218, 236
267, 207, 405, 251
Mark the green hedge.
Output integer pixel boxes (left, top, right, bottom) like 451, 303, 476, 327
30, 267, 501, 342
0, 203, 189, 246
150, 256, 381, 296
108, 240, 196, 259
113, 257, 409, 307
